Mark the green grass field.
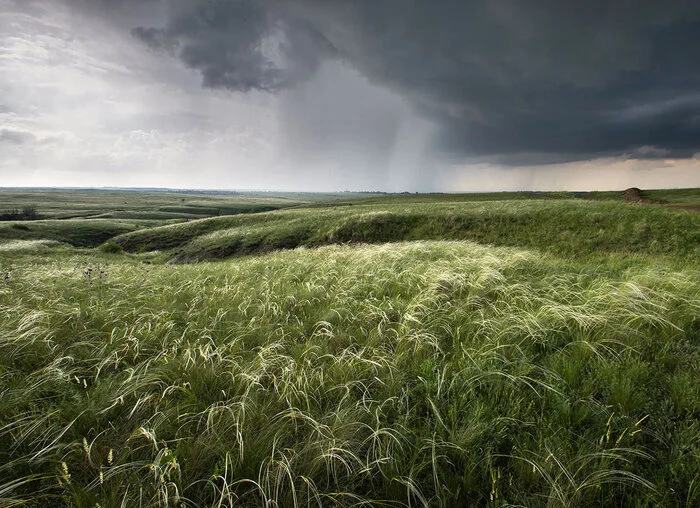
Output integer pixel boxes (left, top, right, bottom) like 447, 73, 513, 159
0, 188, 698, 506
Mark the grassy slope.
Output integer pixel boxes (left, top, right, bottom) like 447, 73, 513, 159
0, 243, 698, 506
112, 200, 700, 261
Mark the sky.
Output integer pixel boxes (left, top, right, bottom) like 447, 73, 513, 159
1, 0, 699, 192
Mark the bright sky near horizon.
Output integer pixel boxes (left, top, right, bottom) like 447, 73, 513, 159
1, 0, 699, 191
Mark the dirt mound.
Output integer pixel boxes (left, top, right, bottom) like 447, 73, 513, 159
622, 187, 665, 205
622, 187, 643, 201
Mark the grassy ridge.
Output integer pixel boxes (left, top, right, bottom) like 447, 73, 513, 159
112, 200, 700, 261
0, 242, 698, 506
311, 189, 700, 207
158, 204, 281, 216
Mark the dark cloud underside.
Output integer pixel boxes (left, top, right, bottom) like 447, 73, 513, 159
127, 0, 700, 163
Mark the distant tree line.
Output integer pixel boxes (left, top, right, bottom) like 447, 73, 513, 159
0, 205, 40, 221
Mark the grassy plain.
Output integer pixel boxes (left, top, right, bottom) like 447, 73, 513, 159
0, 189, 322, 220
0, 188, 698, 506
0, 189, 318, 247
0, 189, 393, 247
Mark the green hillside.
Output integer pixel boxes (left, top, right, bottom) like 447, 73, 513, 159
112, 200, 700, 261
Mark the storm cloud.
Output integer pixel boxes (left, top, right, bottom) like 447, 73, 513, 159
2, 0, 699, 190
129, 0, 700, 163
131, 0, 334, 92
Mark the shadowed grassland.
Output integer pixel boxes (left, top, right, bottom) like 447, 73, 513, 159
112, 200, 700, 262
0, 218, 172, 248
0, 242, 698, 506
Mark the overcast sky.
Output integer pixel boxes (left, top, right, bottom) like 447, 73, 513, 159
1, 0, 699, 191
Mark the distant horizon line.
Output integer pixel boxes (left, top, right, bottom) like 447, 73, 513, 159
1, 185, 696, 194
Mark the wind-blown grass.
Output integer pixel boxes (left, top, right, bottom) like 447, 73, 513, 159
1, 242, 697, 506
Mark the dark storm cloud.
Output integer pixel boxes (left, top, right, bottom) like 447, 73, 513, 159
132, 0, 334, 92
101, 1, 700, 163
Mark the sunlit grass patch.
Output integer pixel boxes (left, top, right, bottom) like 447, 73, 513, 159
0, 239, 62, 252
